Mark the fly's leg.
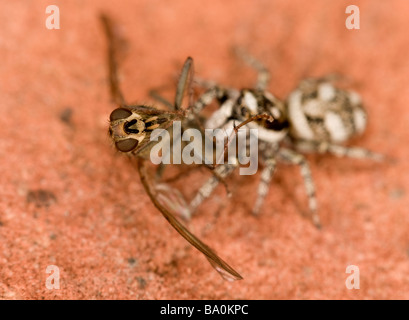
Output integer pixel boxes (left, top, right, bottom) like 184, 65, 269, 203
234, 47, 270, 91
100, 14, 127, 107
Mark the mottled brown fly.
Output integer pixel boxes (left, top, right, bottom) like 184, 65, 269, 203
100, 14, 242, 281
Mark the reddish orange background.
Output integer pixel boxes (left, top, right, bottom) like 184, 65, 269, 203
1, 0, 409, 299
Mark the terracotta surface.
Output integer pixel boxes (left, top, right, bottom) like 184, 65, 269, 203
1, 0, 409, 299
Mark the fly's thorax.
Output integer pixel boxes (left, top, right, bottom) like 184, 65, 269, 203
286, 78, 367, 144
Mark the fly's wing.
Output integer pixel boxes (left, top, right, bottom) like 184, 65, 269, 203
136, 157, 243, 281
174, 57, 194, 111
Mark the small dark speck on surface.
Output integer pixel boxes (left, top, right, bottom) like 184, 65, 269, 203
389, 188, 405, 199
136, 277, 147, 289
26, 189, 57, 208
127, 257, 138, 266
59, 107, 74, 126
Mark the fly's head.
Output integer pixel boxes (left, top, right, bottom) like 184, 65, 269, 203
109, 105, 181, 155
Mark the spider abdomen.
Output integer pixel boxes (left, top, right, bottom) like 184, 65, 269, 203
286, 79, 367, 144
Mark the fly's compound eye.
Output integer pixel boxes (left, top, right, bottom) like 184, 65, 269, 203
110, 108, 132, 121
115, 138, 139, 152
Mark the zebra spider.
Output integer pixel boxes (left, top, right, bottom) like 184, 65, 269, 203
187, 50, 383, 228
101, 14, 242, 281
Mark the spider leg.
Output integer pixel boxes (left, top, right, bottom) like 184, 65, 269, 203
192, 91, 237, 170
193, 77, 219, 90
234, 47, 270, 91
252, 159, 277, 215
327, 144, 384, 162
294, 141, 384, 162
188, 162, 237, 219
193, 86, 221, 114
204, 98, 235, 129
278, 148, 321, 228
